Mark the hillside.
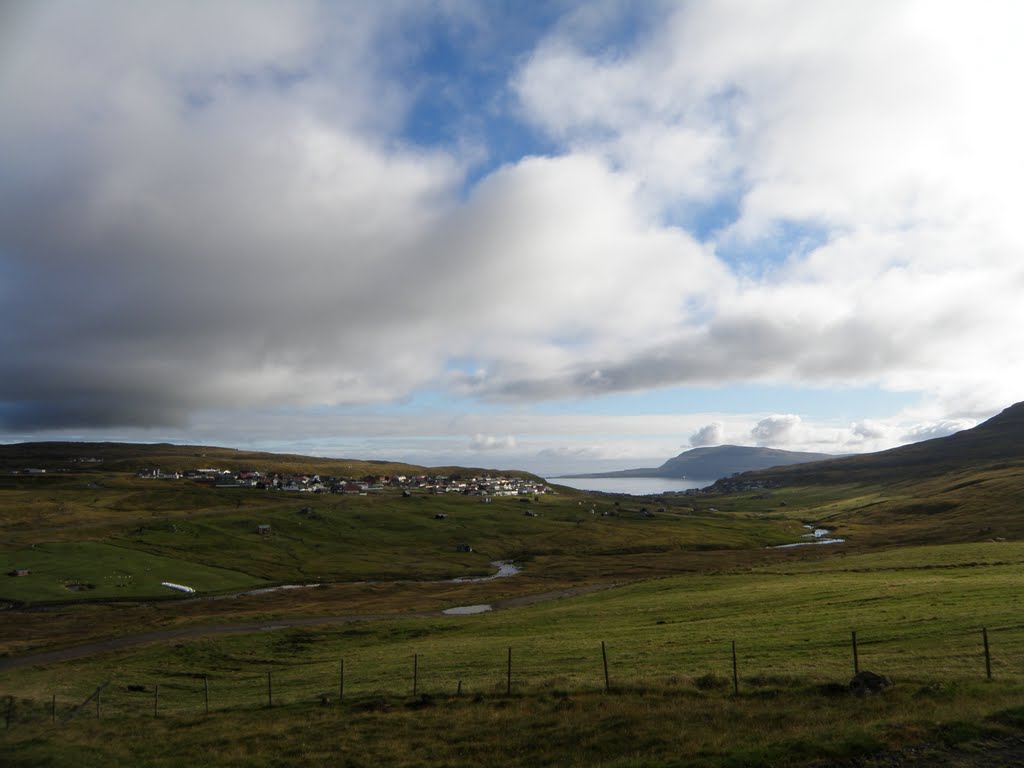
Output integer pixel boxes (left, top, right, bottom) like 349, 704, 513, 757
563, 445, 835, 481
716, 401, 1024, 489
696, 402, 1024, 548
8, 423, 1024, 766
0, 441, 539, 481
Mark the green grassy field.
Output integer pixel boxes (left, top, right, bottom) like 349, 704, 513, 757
5, 437, 1024, 766
4, 545, 1024, 766
0, 473, 806, 604
7, 542, 1024, 695
0, 541, 267, 602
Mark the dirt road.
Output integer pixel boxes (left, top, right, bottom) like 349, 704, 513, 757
0, 583, 614, 671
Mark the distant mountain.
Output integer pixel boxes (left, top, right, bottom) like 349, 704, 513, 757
560, 445, 836, 482
713, 401, 1024, 489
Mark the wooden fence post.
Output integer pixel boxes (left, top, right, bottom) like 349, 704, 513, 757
506, 647, 512, 695
851, 630, 859, 675
339, 658, 345, 700
413, 654, 419, 696
731, 640, 739, 695
96, 688, 101, 719
267, 671, 273, 707
983, 627, 992, 680
204, 676, 210, 715
602, 641, 610, 692
154, 684, 159, 717
51, 694, 56, 725
66, 681, 109, 724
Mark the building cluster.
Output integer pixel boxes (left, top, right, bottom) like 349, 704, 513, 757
137, 467, 551, 496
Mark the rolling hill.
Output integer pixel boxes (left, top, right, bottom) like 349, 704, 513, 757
716, 401, 1024, 489
702, 401, 1024, 547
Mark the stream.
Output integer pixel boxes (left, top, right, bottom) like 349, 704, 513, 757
769, 525, 845, 549
207, 560, 521, 600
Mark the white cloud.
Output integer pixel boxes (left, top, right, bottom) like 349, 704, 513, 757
505, 0, 1024, 418
900, 419, 976, 443
1, 1, 1022, 451
469, 434, 517, 451
690, 422, 724, 447
751, 414, 802, 447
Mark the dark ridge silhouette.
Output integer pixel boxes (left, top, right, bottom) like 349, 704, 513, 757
0, 441, 540, 480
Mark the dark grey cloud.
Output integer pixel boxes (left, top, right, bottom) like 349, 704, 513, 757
0, 3, 473, 431
0, 398, 188, 432
461, 313, 903, 403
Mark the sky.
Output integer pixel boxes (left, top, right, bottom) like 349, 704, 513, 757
2, 0, 1023, 476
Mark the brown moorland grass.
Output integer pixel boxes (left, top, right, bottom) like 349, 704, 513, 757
4, 680, 1024, 767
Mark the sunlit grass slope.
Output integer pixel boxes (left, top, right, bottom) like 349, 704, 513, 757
5, 542, 1024, 767
6, 541, 1018, 699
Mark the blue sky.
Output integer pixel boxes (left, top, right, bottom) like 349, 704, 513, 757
1, 1, 1022, 474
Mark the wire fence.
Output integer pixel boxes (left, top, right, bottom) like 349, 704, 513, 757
2, 622, 1019, 729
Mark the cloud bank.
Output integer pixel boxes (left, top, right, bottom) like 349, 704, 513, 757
1, 1, 1021, 453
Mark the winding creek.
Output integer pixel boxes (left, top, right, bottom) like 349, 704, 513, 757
206, 560, 521, 601
769, 525, 846, 549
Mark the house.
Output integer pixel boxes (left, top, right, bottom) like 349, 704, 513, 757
256, 524, 272, 535
138, 468, 182, 480
455, 543, 473, 553
9, 568, 29, 577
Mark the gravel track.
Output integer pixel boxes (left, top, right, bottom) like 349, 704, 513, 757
0, 583, 614, 671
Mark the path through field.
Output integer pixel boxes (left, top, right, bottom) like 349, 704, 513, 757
0, 583, 613, 671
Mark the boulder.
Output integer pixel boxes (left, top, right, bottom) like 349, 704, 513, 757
849, 670, 892, 695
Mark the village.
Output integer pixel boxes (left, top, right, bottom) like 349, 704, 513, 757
136, 466, 552, 498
